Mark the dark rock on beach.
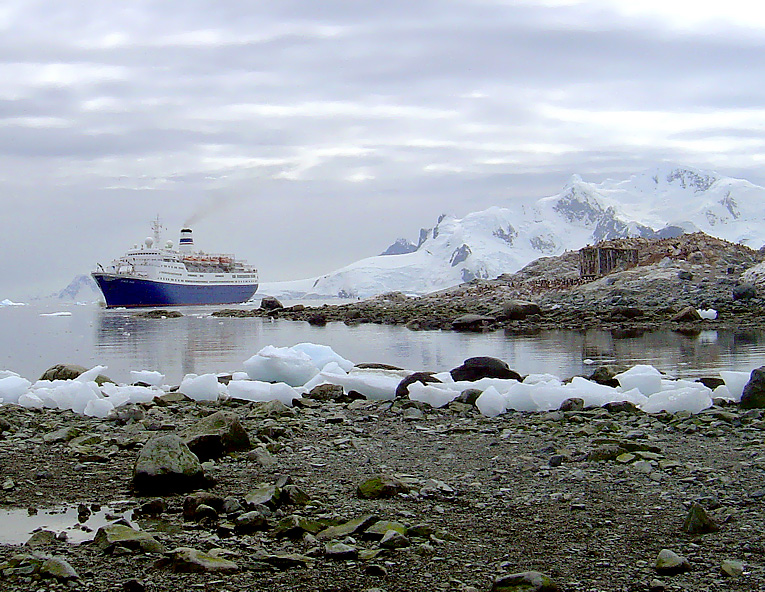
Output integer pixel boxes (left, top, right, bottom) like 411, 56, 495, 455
450, 356, 522, 382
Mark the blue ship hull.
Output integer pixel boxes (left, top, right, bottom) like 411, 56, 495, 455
92, 273, 258, 308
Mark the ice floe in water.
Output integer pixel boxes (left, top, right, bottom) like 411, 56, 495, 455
0, 343, 757, 417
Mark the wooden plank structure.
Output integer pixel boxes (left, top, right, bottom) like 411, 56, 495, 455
579, 245, 639, 279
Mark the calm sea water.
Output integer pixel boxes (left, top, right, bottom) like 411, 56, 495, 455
2, 302, 765, 385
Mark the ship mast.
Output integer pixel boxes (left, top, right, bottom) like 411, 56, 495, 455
151, 215, 164, 247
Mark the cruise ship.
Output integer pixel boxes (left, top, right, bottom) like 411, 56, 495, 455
92, 219, 258, 308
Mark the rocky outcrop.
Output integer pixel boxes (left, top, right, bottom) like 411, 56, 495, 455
181, 410, 250, 461
450, 357, 522, 382
133, 434, 208, 494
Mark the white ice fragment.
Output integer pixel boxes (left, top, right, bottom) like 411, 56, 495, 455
243, 345, 319, 387
291, 343, 354, 372
0, 299, 26, 306
40, 311, 72, 317
17, 392, 44, 409
84, 398, 114, 418
503, 382, 539, 412
130, 370, 165, 386
101, 383, 159, 405
408, 382, 460, 408
697, 309, 717, 320
531, 384, 577, 411
0, 375, 32, 405
720, 370, 750, 402
179, 374, 222, 402
712, 384, 732, 400
227, 380, 298, 406
641, 385, 713, 414
614, 365, 663, 395
76, 365, 108, 383
475, 386, 507, 417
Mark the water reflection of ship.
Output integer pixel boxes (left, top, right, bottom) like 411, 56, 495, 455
95, 309, 263, 383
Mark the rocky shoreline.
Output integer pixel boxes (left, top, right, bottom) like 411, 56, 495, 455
2, 357, 765, 591
3, 232, 765, 591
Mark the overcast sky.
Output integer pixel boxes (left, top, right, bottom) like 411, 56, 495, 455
2, 0, 765, 299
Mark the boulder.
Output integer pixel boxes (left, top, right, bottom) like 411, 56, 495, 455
395, 372, 442, 399
182, 411, 250, 461
671, 306, 702, 322
654, 549, 691, 575
167, 547, 239, 573
450, 357, 521, 382
500, 300, 542, 320
451, 314, 495, 331
733, 282, 757, 301
357, 475, 410, 499
39, 363, 113, 385
492, 571, 560, 591
682, 502, 719, 534
94, 524, 165, 554
740, 366, 765, 409
259, 296, 283, 311
183, 492, 225, 520
133, 434, 208, 494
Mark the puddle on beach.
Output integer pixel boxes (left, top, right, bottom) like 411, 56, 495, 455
0, 502, 136, 545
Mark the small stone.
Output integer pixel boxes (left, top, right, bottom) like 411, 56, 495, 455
681, 502, 719, 534
379, 529, 410, 549
654, 549, 691, 575
40, 556, 79, 581
94, 524, 165, 555
357, 475, 409, 499
720, 560, 744, 577
491, 571, 560, 591
324, 541, 358, 560
168, 547, 239, 573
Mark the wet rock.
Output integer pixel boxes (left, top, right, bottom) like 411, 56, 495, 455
451, 314, 495, 332
587, 365, 622, 387
25, 530, 56, 547
379, 529, 410, 549
307, 383, 345, 402
740, 366, 765, 409
39, 363, 113, 385
491, 570, 560, 591
182, 410, 251, 461
168, 547, 239, 573
363, 520, 407, 541
395, 372, 442, 399
260, 552, 314, 569
682, 502, 720, 534
135, 309, 183, 319
94, 524, 165, 554
450, 357, 522, 382
133, 434, 208, 494
654, 549, 691, 574
273, 515, 326, 539
122, 579, 147, 592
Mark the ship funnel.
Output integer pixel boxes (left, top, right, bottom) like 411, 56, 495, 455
179, 228, 194, 253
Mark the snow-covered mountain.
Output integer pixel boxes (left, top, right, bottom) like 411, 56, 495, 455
261, 165, 765, 299
48, 274, 102, 303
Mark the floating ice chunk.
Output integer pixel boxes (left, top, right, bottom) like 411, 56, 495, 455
565, 376, 620, 408
0, 299, 26, 306
475, 386, 507, 417
179, 373, 222, 402
408, 382, 460, 408
291, 343, 354, 372
523, 374, 562, 386
76, 365, 109, 383
720, 370, 750, 402
232, 371, 249, 381
227, 380, 298, 406
641, 385, 712, 414
697, 309, 717, 320
243, 345, 319, 387
301, 362, 349, 393
130, 370, 165, 386
84, 398, 114, 418
614, 365, 663, 395
0, 375, 32, 405
40, 311, 72, 317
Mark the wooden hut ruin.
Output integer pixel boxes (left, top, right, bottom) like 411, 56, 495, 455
579, 245, 639, 279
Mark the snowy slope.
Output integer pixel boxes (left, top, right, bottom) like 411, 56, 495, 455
259, 165, 765, 300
